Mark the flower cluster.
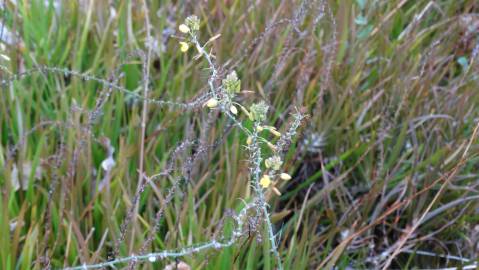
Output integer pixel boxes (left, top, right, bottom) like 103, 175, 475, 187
260, 154, 292, 195
178, 15, 201, 52
203, 70, 243, 115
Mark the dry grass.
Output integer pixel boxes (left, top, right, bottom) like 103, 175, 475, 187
1, 0, 479, 269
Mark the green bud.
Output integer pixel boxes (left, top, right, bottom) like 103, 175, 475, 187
185, 15, 200, 32
265, 156, 282, 170
222, 71, 241, 95
249, 101, 269, 122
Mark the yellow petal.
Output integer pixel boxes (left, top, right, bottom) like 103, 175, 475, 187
256, 125, 264, 132
259, 175, 271, 188
179, 41, 189, 52
280, 173, 292, 181
246, 136, 253, 145
179, 24, 190, 33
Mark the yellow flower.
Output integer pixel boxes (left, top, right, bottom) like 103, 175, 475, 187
179, 41, 189, 52
259, 175, 271, 188
179, 24, 190, 33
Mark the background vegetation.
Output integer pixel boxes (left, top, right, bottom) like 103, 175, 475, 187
1, 0, 479, 269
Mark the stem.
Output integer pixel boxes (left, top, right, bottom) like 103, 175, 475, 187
249, 123, 283, 270
131, 0, 152, 254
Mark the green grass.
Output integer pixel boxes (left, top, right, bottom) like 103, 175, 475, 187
1, 0, 479, 269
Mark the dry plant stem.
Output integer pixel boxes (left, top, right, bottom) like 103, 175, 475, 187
192, 30, 282, 268
192, 35, 218, 98
249, 123, 284, 270
64, 16, 291, 270
63, 202, 256, 270
381, 121, 479, 269
132, 0, 153, 252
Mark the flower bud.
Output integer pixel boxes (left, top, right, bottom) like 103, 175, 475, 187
178, 24, 190, 33
230, 105, 238, 115
249, 101, 269, 122
280, 173, 292, 181
204, 98, 219, 108
222, 71, 241, 95
269, 129, 281, 137
265, 156, 282, 170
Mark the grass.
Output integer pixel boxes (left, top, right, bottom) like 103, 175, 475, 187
1, 0, 479, 269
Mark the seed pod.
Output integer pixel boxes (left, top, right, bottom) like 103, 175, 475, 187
272, 187, 282, 196
269, 129, 281, 137
266, 141, 277, 152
